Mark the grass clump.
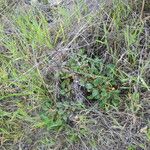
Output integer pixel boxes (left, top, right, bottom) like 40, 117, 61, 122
14, 10, 53, 48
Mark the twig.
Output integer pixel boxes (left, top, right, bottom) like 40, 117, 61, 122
140, 0, 145, 21
143, 16, 150, 21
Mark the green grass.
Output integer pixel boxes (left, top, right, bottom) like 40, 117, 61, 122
0, 0, 150, 149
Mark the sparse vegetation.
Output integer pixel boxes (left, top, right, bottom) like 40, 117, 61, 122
0, 0, 150, 149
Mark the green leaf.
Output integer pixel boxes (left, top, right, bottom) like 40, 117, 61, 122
79, 79, 85, 86
101, 89, 107, 97
93, 78, 101, 86
87, 95, 94, 100
99, 99, 106, 108
86, 83, 93, 90
92, 89, 99, 98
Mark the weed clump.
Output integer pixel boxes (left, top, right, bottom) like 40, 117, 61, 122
58, 50, 121, 109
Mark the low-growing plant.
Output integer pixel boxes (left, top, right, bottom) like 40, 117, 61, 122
58, 50, 121, 109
